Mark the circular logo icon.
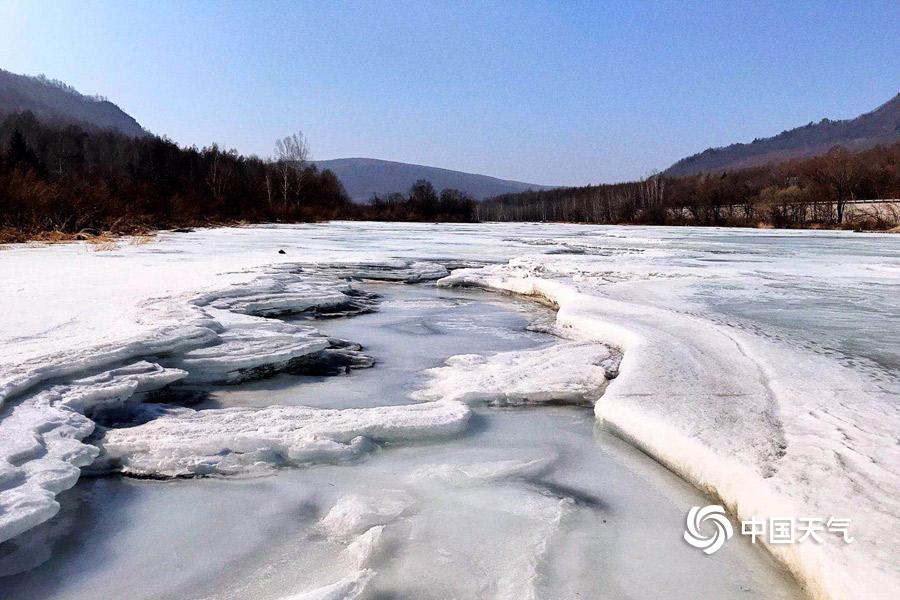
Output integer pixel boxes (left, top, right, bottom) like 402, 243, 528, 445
684, 505, 734, 555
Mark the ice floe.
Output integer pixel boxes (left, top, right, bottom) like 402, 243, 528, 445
413, 342, 619, 406
92, 400, 470, 477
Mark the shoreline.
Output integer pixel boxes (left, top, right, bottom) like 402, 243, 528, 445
2, 218, 897, 248
437, 263, 898, 600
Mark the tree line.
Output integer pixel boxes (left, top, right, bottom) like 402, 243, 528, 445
359, 180, 477, 222
0, 112, 478, 242
0, 112, 356, 241
479, 143, 900, 229
3, 107, 897, 241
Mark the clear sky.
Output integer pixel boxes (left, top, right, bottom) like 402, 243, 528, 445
1, 1, 898, 185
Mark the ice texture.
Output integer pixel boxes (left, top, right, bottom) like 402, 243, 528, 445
92, 400, 470, 477
318, 491, 415, 540
0, 223, 898, 600
413, 342, 619, 406
0, 362, 186, 542
277, 570, 373, 600
0, 254, 444, 541
165, 318, 329, 384
440, 251, 900, 600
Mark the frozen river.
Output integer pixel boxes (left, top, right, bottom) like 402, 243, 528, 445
0, 283, 799, 599
0, 223, 897, 599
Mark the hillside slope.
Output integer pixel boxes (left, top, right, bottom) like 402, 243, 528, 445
314, 157, 552, 202
666, 93, 900, 175
0, 69, 146, 136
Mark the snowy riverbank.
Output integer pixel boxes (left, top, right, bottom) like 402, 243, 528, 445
1, 223, 897, 599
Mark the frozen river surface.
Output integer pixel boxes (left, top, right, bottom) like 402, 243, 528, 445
0, 283, 799, 599
0, 223, 897, 599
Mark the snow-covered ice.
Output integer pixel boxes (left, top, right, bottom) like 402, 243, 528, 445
0, 252, 448, 540
413, 342, 619, 406
92, 400, 470, 477
0, 222, 898, 599
0, 361, 186, 542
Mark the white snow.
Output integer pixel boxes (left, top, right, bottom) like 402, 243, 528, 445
0, 222, 898, 599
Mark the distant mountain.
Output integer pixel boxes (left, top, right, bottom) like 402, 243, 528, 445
0, 69, 146, 137
666, 93, 900, 176
314, 157, 552, 202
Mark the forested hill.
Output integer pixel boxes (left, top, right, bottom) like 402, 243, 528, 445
666, 93, 900, 176
0, 69, 147, 137
314, 157, 552, 202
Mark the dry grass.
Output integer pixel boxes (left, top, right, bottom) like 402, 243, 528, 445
85, 233, 120, 252
0, 229, 157, 250
38, 230, 76, 243
128, 234, 155, 245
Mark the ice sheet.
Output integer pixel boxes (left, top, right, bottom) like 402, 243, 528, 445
1, 222, 898, 599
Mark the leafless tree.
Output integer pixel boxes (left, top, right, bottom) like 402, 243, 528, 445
274, 131, 311, 207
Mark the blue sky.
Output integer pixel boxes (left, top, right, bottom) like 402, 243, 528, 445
1, 0, 898, 185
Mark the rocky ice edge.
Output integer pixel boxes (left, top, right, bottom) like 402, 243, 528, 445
412, 342, 619, 407
439, 260, 900, 600
165, 315, 330, 384
0, 260, 450, 544
0, 362, 186, 543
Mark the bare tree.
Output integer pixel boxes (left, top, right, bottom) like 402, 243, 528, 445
274, 131, 311, 207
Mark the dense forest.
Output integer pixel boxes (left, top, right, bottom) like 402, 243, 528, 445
0, 112, 477, 241
479, 142, 900, 229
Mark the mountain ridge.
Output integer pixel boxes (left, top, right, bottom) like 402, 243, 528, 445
314, 157, 553, 202
0, 69, 147, 137
665, 93, 900, 176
